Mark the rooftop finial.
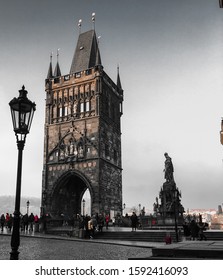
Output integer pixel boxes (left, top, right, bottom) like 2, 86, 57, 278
57, 48, 60, 62
97, 35, 101, 46
78, 19, 82, 34
92, 12, 96, 30
50, 52, 53, 63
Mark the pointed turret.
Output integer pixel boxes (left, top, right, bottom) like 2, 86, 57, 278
54, 62, 61, 77
117, 66, 122, 90
47, 53, 53, 79
54, 49, 61, 77
70, 30, 102, 74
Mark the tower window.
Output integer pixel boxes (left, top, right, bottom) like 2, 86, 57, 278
86, 101, 90, 112
75, 72, 81, 78
64, 106, 68, 116
85, 69, 92, 75
59, 107, 63, 117
80, 102, 84, 113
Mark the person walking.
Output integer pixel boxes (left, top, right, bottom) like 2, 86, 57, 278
98, 214, 104, 232
189, 220, 199, 240
0, 214, 5, 232
198, 222, 207, 241
7, 214, 13, 232
28, 213, 35, 232
88, 217, 94, 239
5, 213, 10, 229
105, 214, 110, 229
23, 213, 29, 232
130, 212, 138, 231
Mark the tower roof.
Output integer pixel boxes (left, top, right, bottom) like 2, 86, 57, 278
70, 30, 102, 74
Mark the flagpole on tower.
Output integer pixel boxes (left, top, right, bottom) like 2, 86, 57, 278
92, 12, 96, 30
78, 19, 82, 34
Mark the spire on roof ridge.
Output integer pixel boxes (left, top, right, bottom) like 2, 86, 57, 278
54, 49, 61, 77
117, 65, 122, 89
47, 52, 53, 79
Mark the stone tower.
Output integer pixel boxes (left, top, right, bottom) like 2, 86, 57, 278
41, 28, 123, 218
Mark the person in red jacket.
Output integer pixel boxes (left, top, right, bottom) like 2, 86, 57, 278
105, 214, 110, 229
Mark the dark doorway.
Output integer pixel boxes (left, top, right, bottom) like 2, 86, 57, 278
51, 172, 91, 218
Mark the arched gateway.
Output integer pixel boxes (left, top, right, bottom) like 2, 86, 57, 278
50, 170, 92, 217
41, 26, 123, 219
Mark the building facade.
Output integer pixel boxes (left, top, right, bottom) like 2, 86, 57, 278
41, 29, 123, 218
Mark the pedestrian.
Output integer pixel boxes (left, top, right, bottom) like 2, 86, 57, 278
23, 213, 29, 232
198, 222, 207, 241
130, 212, 138, 231
97, 214, 104, 232
7, 214, 13, 232
88, 217, 94, 239
84, 215, 91, 238
0, 214, 5, 232
182, 222, 191, 240
5, 213, 10, 229
28, 213, 35, 232
189, 220, 199, 240
165, 232, 172, 244
105, 214, 110, 229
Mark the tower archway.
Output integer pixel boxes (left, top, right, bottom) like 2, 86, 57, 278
51, 170, 93, 218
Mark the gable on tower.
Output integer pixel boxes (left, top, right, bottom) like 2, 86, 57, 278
70, 30, 101, 74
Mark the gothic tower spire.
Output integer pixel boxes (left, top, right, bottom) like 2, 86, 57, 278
47, 52, 53, 79
54, 49, 61, 77
117, 65, 122, 90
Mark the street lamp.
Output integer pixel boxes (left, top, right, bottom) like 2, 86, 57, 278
82, 199, 85, 216
220, 0, 223, 8
138, 203, 141, 214
26, 200, 30, 216
9, 85, 36, 260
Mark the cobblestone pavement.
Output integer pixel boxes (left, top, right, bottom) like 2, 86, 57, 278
0, 235, 152, 260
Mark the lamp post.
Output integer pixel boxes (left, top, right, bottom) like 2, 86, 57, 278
9, 85, 36, 260
82, 199, 85, 216
26, 200, 30, 216
220, 0, 223, 8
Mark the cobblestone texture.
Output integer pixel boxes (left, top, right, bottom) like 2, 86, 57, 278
0, 235, 151, 260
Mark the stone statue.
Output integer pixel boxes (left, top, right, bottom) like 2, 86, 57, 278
163, 152, 174, 183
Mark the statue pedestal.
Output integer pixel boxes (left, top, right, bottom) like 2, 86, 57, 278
155, 180, 184, 227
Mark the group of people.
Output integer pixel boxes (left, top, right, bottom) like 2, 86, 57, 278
0, 212, 39, 233
76, 211, 141, 239
0, 213, 13, 232
77, 213, 110, 239
183, 220, 207, 241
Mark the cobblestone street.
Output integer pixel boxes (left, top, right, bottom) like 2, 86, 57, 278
0, 235, 152, 260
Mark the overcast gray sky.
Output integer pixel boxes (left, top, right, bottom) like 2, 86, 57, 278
1, 0, 223, 211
